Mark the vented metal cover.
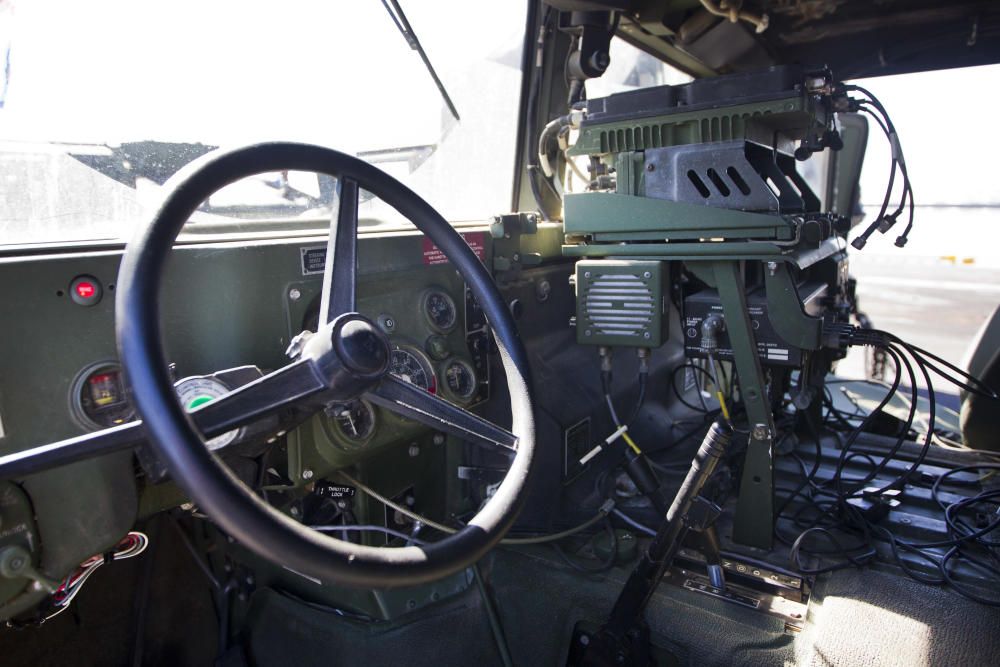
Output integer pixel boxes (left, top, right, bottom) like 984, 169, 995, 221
575, 260, 666, 348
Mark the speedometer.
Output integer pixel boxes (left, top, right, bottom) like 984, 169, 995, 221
174, 376, 240, 450
389, 347, 436, 393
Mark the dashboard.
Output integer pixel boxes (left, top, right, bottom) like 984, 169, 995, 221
0, 230, 488, 463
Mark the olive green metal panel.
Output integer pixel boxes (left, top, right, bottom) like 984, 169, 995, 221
562, 193, 792, 241
569, 95, 817, 157
764, 263, 823, 351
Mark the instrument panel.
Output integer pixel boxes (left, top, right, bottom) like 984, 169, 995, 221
290, 272, 488, 461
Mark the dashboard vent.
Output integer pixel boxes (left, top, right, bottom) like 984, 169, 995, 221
575, 260, 666, 348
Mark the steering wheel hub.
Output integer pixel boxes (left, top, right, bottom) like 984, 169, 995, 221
333, 315, 389, 378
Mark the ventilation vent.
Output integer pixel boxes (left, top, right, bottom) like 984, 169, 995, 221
575, 261, 665, 348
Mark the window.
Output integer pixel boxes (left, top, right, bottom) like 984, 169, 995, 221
0, 0, 527, 244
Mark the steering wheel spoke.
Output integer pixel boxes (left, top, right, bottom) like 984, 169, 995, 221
319, 177, 359, 324
365, 375, 517, 452
189, 359, 328, 438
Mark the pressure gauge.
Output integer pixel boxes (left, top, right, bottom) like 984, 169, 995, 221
389, 346, 436, 393
326, 399, 377, 444
174, 375, 240, 450
444, 359, 477, 400
422, 289, 457, 333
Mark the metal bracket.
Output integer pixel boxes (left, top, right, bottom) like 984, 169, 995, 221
691, 260, 776, 550
490, 212, 541, 278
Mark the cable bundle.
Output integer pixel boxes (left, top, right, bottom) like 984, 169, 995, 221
841, 84, 915, 250
43, 531, 149, 621
779, 325, 1000, 604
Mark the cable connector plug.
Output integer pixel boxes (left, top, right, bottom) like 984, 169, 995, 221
877, 213, 899, 234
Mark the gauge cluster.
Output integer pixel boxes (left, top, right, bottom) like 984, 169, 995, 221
289, 278, 486, 457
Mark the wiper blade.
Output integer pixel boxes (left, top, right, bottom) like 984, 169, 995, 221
380, 0, 460, 122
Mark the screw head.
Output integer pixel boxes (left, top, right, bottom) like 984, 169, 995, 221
408, 444, 420, 457
585, 330, 592, 337
646, 163, 655, 172
289, 288, 302, 301
433, 433, 445, 445
290, 506, 301, 518
643, 271, 651, 279
579, 634, 590, 646
302, 469, 314, 480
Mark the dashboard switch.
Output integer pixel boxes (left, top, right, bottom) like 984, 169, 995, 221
70, 275, 103, 306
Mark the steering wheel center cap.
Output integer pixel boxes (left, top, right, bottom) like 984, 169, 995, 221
333, 315, 390, 378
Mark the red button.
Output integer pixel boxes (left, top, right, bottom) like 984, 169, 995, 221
69, 275, 102, 306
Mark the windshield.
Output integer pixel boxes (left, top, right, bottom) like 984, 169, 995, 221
0, 0, 526, 244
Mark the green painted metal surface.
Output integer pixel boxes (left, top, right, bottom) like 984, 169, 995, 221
563, 193, 793, 241
569, 95, 818, 157
574, 260, 667, 348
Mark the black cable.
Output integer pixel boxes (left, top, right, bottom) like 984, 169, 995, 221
669, 363, 716, 413
778, 327, 1000, 604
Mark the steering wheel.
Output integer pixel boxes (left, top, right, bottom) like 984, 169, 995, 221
115, 143, 536, 588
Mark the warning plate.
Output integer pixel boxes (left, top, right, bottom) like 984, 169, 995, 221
422, 232, 487, 266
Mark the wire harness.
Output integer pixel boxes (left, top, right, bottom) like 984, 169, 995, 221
41, 531, 150, 622
778, 324, 1000, 604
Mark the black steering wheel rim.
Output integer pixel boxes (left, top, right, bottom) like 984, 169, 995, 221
116, 142, 535, 588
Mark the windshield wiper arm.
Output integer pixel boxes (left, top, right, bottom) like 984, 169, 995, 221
380, 0, 460, 122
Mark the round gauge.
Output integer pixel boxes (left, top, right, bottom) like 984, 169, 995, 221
174, 376, 239, 451
327, 399, 377, 443
71, 362, 135, 430
422, 289, 457, 333
389, 347, 436, 393
444, 359, 477, 400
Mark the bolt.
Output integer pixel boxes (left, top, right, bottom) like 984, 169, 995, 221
385, 318, 394, 328
585, 330, 592, 337
180, 502, 194, 511
584, 271, 591, 278
289, 288, 301, 301
408, 444, 420, 457
767, 261, 778, 276
646, 163, 655, 172
302, 469, 314, 480
643, 332, 650, 339
9, 556, 25, 571
290, 506, 301, 518
512, 253, 521, 262
433, 433, 445, 445
579, 634, 590, 646
337, 500, 347, 509
643, 271, 651, 279
751, 424, 770, 440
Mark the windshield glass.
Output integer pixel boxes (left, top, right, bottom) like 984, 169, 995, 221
0, 0, 526, 244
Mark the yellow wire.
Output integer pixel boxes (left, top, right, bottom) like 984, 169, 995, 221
716, 391, 731, 422
622, 431, 642, 454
